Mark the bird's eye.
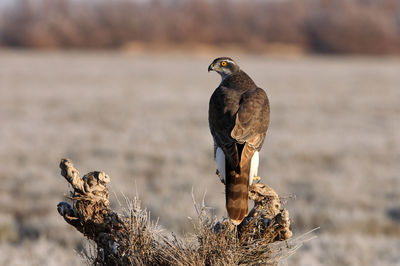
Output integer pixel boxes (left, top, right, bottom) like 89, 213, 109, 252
221, 61, 227, 67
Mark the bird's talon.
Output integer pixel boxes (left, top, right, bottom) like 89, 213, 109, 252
253, 176, 261, 182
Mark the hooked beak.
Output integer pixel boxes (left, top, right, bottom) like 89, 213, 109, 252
208, 63, 214, 72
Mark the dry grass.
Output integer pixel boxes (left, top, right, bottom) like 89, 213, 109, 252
80, 195, 315, 266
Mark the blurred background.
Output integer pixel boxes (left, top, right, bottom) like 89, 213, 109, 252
0, 0, 399, 265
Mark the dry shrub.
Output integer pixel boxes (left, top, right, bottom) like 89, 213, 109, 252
0, 0, 399, 54
57, 159, 315, 265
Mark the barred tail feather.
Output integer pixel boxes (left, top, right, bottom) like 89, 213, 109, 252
225, 144, 256, 225
225, 162, 250, 225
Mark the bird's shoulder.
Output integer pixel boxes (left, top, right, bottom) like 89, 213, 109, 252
240, 87, 269, 107
237, 86, 270, 122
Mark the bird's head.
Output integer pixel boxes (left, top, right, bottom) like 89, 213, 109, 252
208, 57, 240, 79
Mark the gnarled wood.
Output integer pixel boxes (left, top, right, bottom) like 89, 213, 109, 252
57, 159, 305, 266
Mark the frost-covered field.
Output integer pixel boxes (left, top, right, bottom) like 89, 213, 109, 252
0, 50, 399, 265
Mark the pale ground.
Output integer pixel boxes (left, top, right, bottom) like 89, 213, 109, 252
0, 50, 399, 265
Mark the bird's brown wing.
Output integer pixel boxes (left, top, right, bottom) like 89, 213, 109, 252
231, 87, 270, 150
225, 87, 270, 224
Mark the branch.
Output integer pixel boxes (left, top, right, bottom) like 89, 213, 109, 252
57, 159, 126, 265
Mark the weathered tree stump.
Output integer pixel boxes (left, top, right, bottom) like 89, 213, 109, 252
57, 159, 309, 265
57, 159, 129, 265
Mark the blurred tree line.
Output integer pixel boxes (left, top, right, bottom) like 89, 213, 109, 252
0, 0, 399, 54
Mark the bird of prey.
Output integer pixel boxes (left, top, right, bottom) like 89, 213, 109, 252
208, 57, 270, 225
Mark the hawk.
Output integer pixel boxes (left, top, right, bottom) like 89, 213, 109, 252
208, 57, 270, 225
